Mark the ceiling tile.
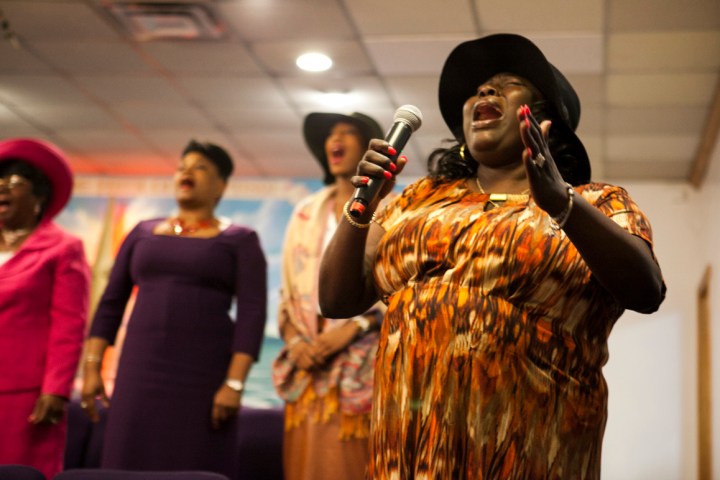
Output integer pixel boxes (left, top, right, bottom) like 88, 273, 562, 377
346, 0, 475, 36
232, 131, 317, 178
604, 160, 691, 180
178, 76, 289, 109
141, 41, 263, 76
0, 104, 41, 133
526, 34, 605, 74
280, 76, 394, 110
74, 75, 189, 105
384, 76, 447, 134
566, 74, 606, 107
11, 104, 122, 130
366, 36, 466, 76
217, 0, 354, 42
475, 0, 604, 31
579, 134, 605, 180
576, 106, 603, 135
0, 1, 120, 41
0, 43, 54, 73
605, 107, 708, 134
29, 41, 153, 74
607, 73, 718, 106
606, 134, 700, 161
0, 75, 94, 106
116, 104, 216, 130
609, 31, 720, 72
209, 107, 303, 132
609, 0, 720, 31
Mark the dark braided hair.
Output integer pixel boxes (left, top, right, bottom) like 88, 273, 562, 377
428, 100, 586, 186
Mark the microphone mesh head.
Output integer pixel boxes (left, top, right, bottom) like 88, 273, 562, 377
394, 105, 423, 132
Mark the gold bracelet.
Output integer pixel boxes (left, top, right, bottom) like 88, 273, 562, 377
85, 354, 102, 363
550, 183, 575, 230
343, 201, 376, 229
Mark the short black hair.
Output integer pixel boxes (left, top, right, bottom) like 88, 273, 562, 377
0, 159, 52, 218
182, 140, 234, 181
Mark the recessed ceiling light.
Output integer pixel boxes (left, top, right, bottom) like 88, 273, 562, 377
296, 52, 332, 72
318, 91, 354, 107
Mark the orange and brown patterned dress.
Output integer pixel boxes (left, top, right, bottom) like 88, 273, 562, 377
370, 177, 658, 479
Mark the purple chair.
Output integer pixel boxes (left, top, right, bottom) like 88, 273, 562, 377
54, 470, 229, 480
234, 407, 284, 480
62, 401, 285, 480
64, 399, 106, 469
0, 465, 45, 480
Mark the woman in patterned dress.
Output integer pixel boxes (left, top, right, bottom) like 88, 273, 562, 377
318, 33, 666, 479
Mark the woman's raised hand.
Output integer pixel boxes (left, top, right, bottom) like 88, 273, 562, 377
518, 104, 571, 218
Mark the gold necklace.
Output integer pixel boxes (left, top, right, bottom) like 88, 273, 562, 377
167, 217, 217, 236
474, 177, 530, 209
1, 227, 32, 248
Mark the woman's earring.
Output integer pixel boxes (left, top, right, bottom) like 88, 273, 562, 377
459, 144, 466, 161
34, 203, 41, 216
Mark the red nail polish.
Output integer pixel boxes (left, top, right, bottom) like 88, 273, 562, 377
383, 171, 393, 180
400, 155, 408, 162
387, 146, 397, 156
389, 162, 397, 172
525, 118, 530, 128
527, 147, 532, 158
361, 177, 369, 184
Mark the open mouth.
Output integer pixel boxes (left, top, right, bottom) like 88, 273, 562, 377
178, 178, 195, 189
328, 146, 345, 163
473, 103, 503, 122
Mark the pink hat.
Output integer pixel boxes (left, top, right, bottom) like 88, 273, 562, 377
0, 138, 73, 220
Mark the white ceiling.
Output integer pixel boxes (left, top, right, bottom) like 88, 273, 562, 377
1, 0, 719, 183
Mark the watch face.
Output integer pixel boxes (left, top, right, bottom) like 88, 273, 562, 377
225, 379, 244, 392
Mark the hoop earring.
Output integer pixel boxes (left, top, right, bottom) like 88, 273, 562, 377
459, 144, 466, 161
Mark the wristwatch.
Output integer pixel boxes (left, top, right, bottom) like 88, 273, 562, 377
224, 379, 244, 393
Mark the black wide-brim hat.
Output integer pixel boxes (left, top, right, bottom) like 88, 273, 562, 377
439, 33, 591, 184
303, 112, 384, 185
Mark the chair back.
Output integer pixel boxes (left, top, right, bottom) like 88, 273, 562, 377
0, 464, 45, 480
54, 469, 230, 480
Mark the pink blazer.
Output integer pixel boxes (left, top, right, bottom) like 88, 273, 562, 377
0, 221, 90, 397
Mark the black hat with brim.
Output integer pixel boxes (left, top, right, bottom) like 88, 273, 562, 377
303, 112, 384, 185
438, 33, 591, 184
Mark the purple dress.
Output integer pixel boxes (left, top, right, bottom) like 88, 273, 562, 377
90, 219, 267, 476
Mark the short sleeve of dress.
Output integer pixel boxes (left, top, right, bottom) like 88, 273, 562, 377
584, 183, 655, 247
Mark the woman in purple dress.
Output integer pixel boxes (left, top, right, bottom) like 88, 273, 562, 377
80, 140, 267, 477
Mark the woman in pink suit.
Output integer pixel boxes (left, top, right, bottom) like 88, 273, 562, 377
0, 138, 91, 479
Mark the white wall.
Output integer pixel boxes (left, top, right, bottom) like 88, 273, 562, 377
602, 139, 720, 479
